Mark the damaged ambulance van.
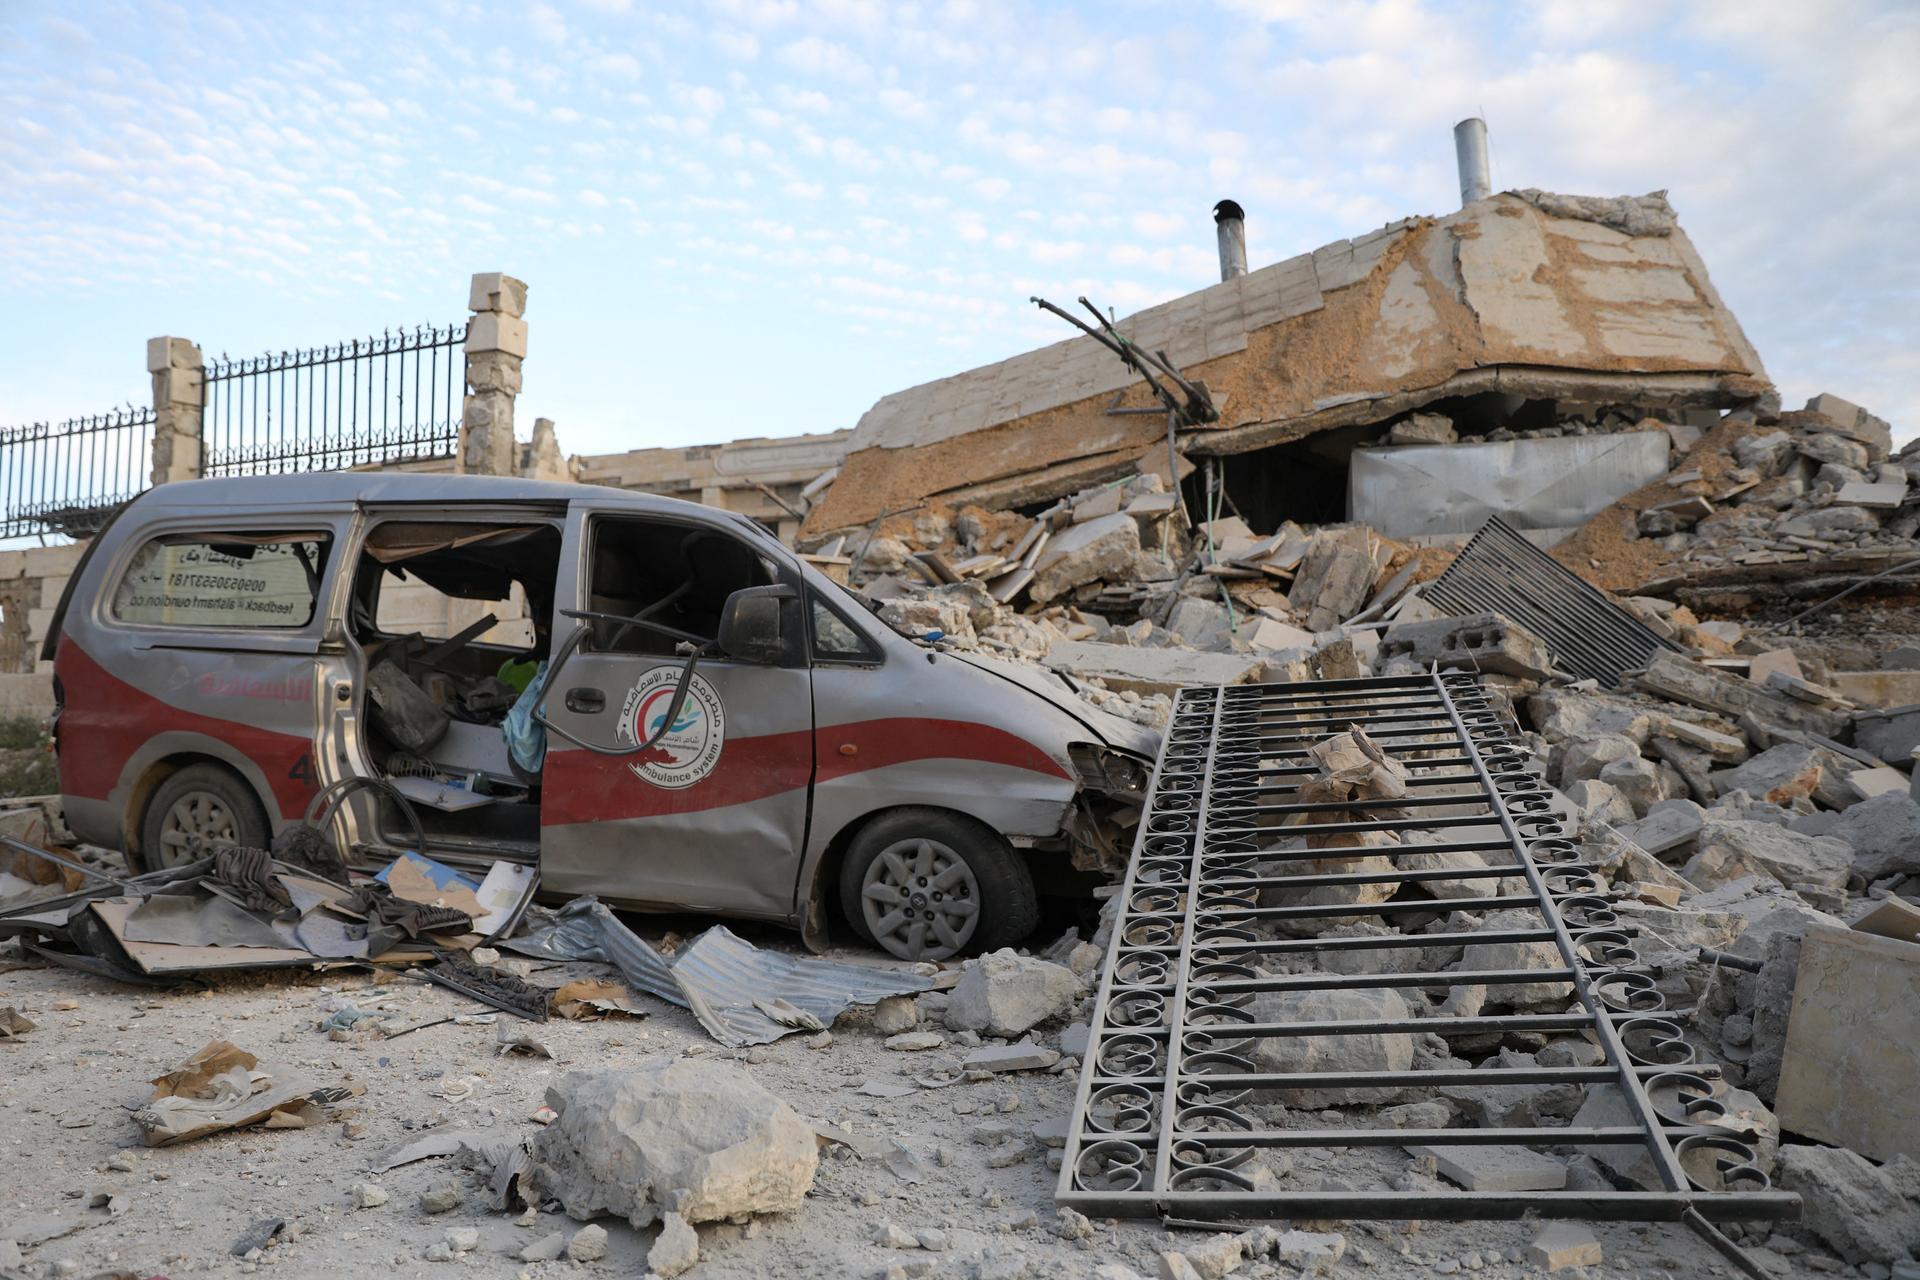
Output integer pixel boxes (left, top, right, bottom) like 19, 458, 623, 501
44, 473, 1158, 960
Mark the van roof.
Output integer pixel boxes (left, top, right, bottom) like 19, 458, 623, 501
127, 471, 718, 518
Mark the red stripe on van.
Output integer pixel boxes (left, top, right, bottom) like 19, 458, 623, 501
54, 641, 317, 818
543, 717, 1068, 826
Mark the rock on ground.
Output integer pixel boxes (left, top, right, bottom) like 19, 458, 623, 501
1828, 792, 1920, 880
648, 1211, 700, 1278
1775, 1145, 1920, 1265
1247, 988, 1412, 1106
531, 1059, 818, 1229
943, 949, 1078, 1037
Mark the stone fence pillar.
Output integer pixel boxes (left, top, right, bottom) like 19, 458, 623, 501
147, 336, 204, 486
461, 272, 528, 476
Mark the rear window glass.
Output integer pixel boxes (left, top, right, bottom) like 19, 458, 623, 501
111, 533, 331, 629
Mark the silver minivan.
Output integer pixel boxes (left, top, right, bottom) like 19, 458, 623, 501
43, 473, 1158, 959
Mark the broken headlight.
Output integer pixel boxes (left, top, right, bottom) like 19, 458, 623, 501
1068, 743, 1150, 798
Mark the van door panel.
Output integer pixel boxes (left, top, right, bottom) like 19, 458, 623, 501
539, 509, 815, 919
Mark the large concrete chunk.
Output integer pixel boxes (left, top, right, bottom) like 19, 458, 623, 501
1682, 816, 1853, 893
1459, 908, 1573, 1007
1410, 1143, 1567, 1192
1827, 792, 1920, 881
1775, 1144, 1920, 1266
1289, 526, 1375, 632
1776, 925, 1920, 1163
1247, 988, 1413, 1107
1028, 513, 1140, 604
530, 1061, 818, 1228
943, 948, 1078, 1037
1045, 641, 1264, 699
1710, 744, 1822, 806
1633, 650, 1849, 739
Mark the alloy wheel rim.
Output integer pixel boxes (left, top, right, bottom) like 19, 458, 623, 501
157, 792, 239, 867
861, 837, 981, 961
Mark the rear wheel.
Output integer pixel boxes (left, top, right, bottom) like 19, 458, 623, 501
137, 763, 271, 871
838, 808, 1038, 962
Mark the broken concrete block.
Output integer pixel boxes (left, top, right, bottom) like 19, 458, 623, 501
1179, 1233, 1244, 1280
1045, 641, 1263, 700
1272, 1229, 1346, 1272
519, 1232, 567, 1262
530, 1060, 818, 1229
1652, 716, 1747, 761
1776, 924, 1920, 1163
1570, 1085, 1660, 1188
1029, 513, 1141, 604
1634, 650, 1849, 738
1827, 791, 1920, 881
1458, 909, 1573, 1007
1711, 743, 1823, 806
1528, 687, 1652, 745
961, 1041, 1060, 1073
1377, 612, 1554, 681
1558, 734, 1642, 788
1614, 798, 1706, 855
1598, 754, 1665, 817
1410, 1144, 1567, 1191
1848, 766, 1911, 800
1747, 648, 1804, 687
1386, 411, 1456, 445
1243, 616, 1315, 652
566, 1224, 608, 1262
1166, 596, 1235, 651
648, 1211, 700, 1277
1566, 778, 1637, 832
1247, 988, 1412, 1107
1682, 816, 1853, 893
1527, 1223, 1602, 1272
1837, 480, 1908, 508
943, 949, 1077, 1038
1775, 1144, 1920, 1266
871, 994, 919, 1034
1289, 526, 1375, 632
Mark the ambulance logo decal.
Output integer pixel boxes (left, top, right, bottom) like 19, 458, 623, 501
618, 668, 726, 789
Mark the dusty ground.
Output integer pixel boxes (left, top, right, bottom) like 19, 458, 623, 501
0, 906, 1841, 1280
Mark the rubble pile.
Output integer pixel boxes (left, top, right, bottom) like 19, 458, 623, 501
1634, 397, 1916, 564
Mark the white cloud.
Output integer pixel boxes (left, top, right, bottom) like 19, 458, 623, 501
776, 35, 868, 79
713, 29, 760, 59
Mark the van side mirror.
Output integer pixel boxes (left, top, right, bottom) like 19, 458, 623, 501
718, 584, 795, 663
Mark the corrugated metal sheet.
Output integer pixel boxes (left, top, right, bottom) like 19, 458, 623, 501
508, 897, 931, 1046
1348, 431, 1671, 539
1424, 514, 1679, 687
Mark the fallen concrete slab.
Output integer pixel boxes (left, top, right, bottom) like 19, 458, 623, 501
1775, 923, 1920, 1162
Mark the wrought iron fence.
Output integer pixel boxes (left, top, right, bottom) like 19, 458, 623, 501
0, 408, 155, 540
202, 323, 465, 477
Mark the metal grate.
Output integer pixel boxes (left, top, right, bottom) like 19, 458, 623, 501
1058, 673, 1793, 1267
1424, 515, 1677, 687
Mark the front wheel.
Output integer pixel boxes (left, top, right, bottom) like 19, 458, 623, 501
838, 808, 1039, 962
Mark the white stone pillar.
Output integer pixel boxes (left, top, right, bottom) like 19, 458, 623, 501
460, 272, 528, 476
147, 336, 204, 486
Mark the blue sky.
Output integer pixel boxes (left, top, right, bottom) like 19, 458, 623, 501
3, 0, 1916, 459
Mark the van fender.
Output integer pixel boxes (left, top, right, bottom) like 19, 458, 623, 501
792, 759, 1077, 950
114, 731, 288, 853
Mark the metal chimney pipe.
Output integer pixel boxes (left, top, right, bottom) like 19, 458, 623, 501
1213, 199, 1246, 282
1454, 117, 1491, 206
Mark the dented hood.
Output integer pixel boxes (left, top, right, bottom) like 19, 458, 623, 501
948, 651, 1162, 758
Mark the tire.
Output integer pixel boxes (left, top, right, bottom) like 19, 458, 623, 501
136, 763, 272, 872
838, 808, 1039, 962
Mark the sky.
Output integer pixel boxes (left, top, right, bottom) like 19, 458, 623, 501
3, 0, 1917, 461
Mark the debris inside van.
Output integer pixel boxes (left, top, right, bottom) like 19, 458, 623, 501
508, 896, 932, 1046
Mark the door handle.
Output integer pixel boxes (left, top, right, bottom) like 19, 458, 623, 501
565, 687, 605, 713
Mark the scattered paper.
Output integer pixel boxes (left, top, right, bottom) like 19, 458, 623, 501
131, 1040, 328, 1147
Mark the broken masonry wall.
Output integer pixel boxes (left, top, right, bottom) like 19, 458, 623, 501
804, 192, 1771, 537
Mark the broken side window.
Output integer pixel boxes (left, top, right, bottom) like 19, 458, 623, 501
111, 531, 332, 629
585, 517, 774, 656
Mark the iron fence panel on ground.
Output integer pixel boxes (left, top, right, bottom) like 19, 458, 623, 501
0, 408, 155, 540
202, 323, 465, 477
